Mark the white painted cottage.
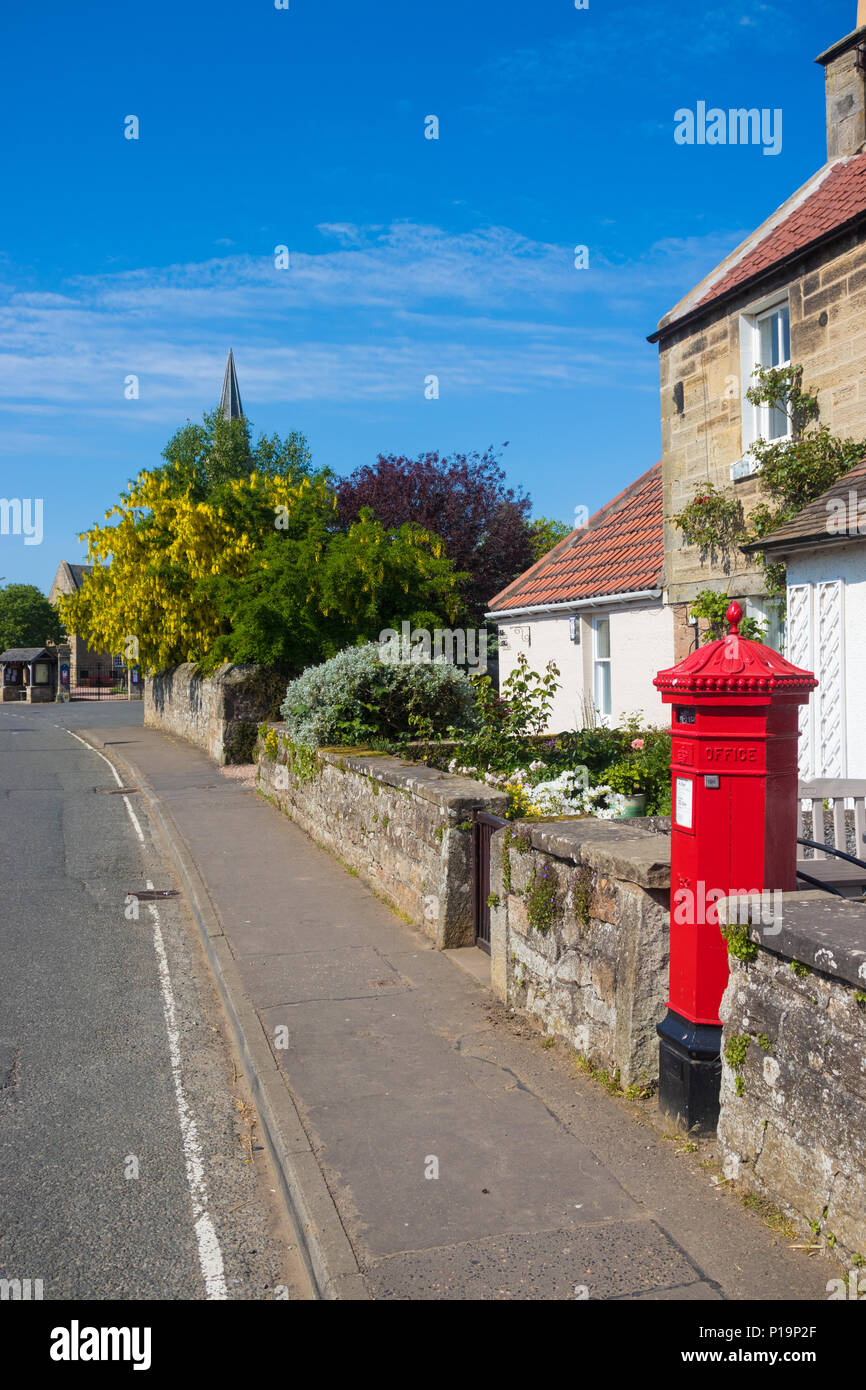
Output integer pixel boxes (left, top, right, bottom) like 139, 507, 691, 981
486, 463, 675, 732
744, 456, 866, 777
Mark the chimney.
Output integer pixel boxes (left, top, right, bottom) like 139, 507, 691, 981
816, 8, 866, 160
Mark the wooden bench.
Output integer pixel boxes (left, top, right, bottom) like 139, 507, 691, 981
797, 779, 866, 897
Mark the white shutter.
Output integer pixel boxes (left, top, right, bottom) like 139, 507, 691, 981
786, 583, 814, 778
815, 580, 845, 778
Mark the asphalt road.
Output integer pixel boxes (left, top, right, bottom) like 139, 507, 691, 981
0, 701, 310, 1301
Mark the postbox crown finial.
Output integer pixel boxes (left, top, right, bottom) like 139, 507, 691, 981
726, 600, 742, 635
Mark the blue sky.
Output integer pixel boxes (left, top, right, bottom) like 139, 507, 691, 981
0, 0, 857, 591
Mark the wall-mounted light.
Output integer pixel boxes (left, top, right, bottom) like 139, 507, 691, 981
569, 615, 580, 644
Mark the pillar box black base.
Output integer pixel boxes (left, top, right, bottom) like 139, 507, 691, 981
656, 1010, 722, 1134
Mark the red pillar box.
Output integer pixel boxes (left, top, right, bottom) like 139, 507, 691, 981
652, 601, 816, 1132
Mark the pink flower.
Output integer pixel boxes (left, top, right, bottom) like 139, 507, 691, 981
631, 738, 645, 750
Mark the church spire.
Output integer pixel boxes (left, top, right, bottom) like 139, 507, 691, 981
219, 349, 243, 420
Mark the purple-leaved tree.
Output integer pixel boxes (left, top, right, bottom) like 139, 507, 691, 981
335, 447, 534, 623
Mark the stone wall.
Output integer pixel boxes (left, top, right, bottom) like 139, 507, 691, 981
256, 725, 507, 948
718, 893, 866, 1264
488, 819, 671, 1086
145, 663, 286, 765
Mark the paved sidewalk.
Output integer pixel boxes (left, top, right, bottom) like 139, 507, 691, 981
83, 725, 833, 1301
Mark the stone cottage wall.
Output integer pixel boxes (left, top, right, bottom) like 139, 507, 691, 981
145, 663, 286, 765
488, 819, 671, 1086
657, 227, 866, 655
256, 726, 507, 949
718, 893, 866, 1264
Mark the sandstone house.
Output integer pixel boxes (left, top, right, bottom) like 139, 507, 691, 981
650, 12, 866, 662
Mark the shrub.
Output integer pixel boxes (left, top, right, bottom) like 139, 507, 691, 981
280, 643, 478, 748
446, 653, 561, 772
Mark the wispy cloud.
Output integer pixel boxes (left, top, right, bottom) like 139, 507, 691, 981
0, 220, 748, 434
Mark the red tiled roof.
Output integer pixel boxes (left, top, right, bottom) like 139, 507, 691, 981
693, 156, 866, 313
487, 463, 663, 612
652, 155, 866, 340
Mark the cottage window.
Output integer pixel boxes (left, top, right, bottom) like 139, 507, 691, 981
593, 617, 611, 720
738, 298, 791, 466
755, 303, 791, 440
744, 597, 785, 655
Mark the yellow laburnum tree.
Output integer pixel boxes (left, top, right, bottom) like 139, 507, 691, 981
59, 470, 333, 673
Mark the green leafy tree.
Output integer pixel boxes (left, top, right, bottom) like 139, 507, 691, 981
527, 516, 572, 562
203, 506, 464, 670
0, 583, 63, 650
159, 409, 314, 498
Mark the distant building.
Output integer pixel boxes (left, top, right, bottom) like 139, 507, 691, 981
219, 348, 244, 420
0, 647, 59, 703
48, 561, 118, 687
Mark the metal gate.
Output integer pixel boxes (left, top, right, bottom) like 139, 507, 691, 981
70, 663, 143, 701
472, 810, 507, 953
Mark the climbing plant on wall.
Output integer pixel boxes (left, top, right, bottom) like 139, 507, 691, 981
672, 364, 866, 605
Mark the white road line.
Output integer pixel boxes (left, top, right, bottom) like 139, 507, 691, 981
65, 729, 146, 842
146, 881, 228, 1301
63, 729, 228, 1299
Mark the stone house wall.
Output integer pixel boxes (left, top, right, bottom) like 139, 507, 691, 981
488, 819, 671, 1086
145, 663, 286, 764
717, 893, 866, 1265
658, 228, 866, 653
256, 726, 508, 949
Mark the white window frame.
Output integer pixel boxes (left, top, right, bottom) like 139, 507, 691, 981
743, 596, 785, 654
735, 293, 792, 477
592, 615, 612, 723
